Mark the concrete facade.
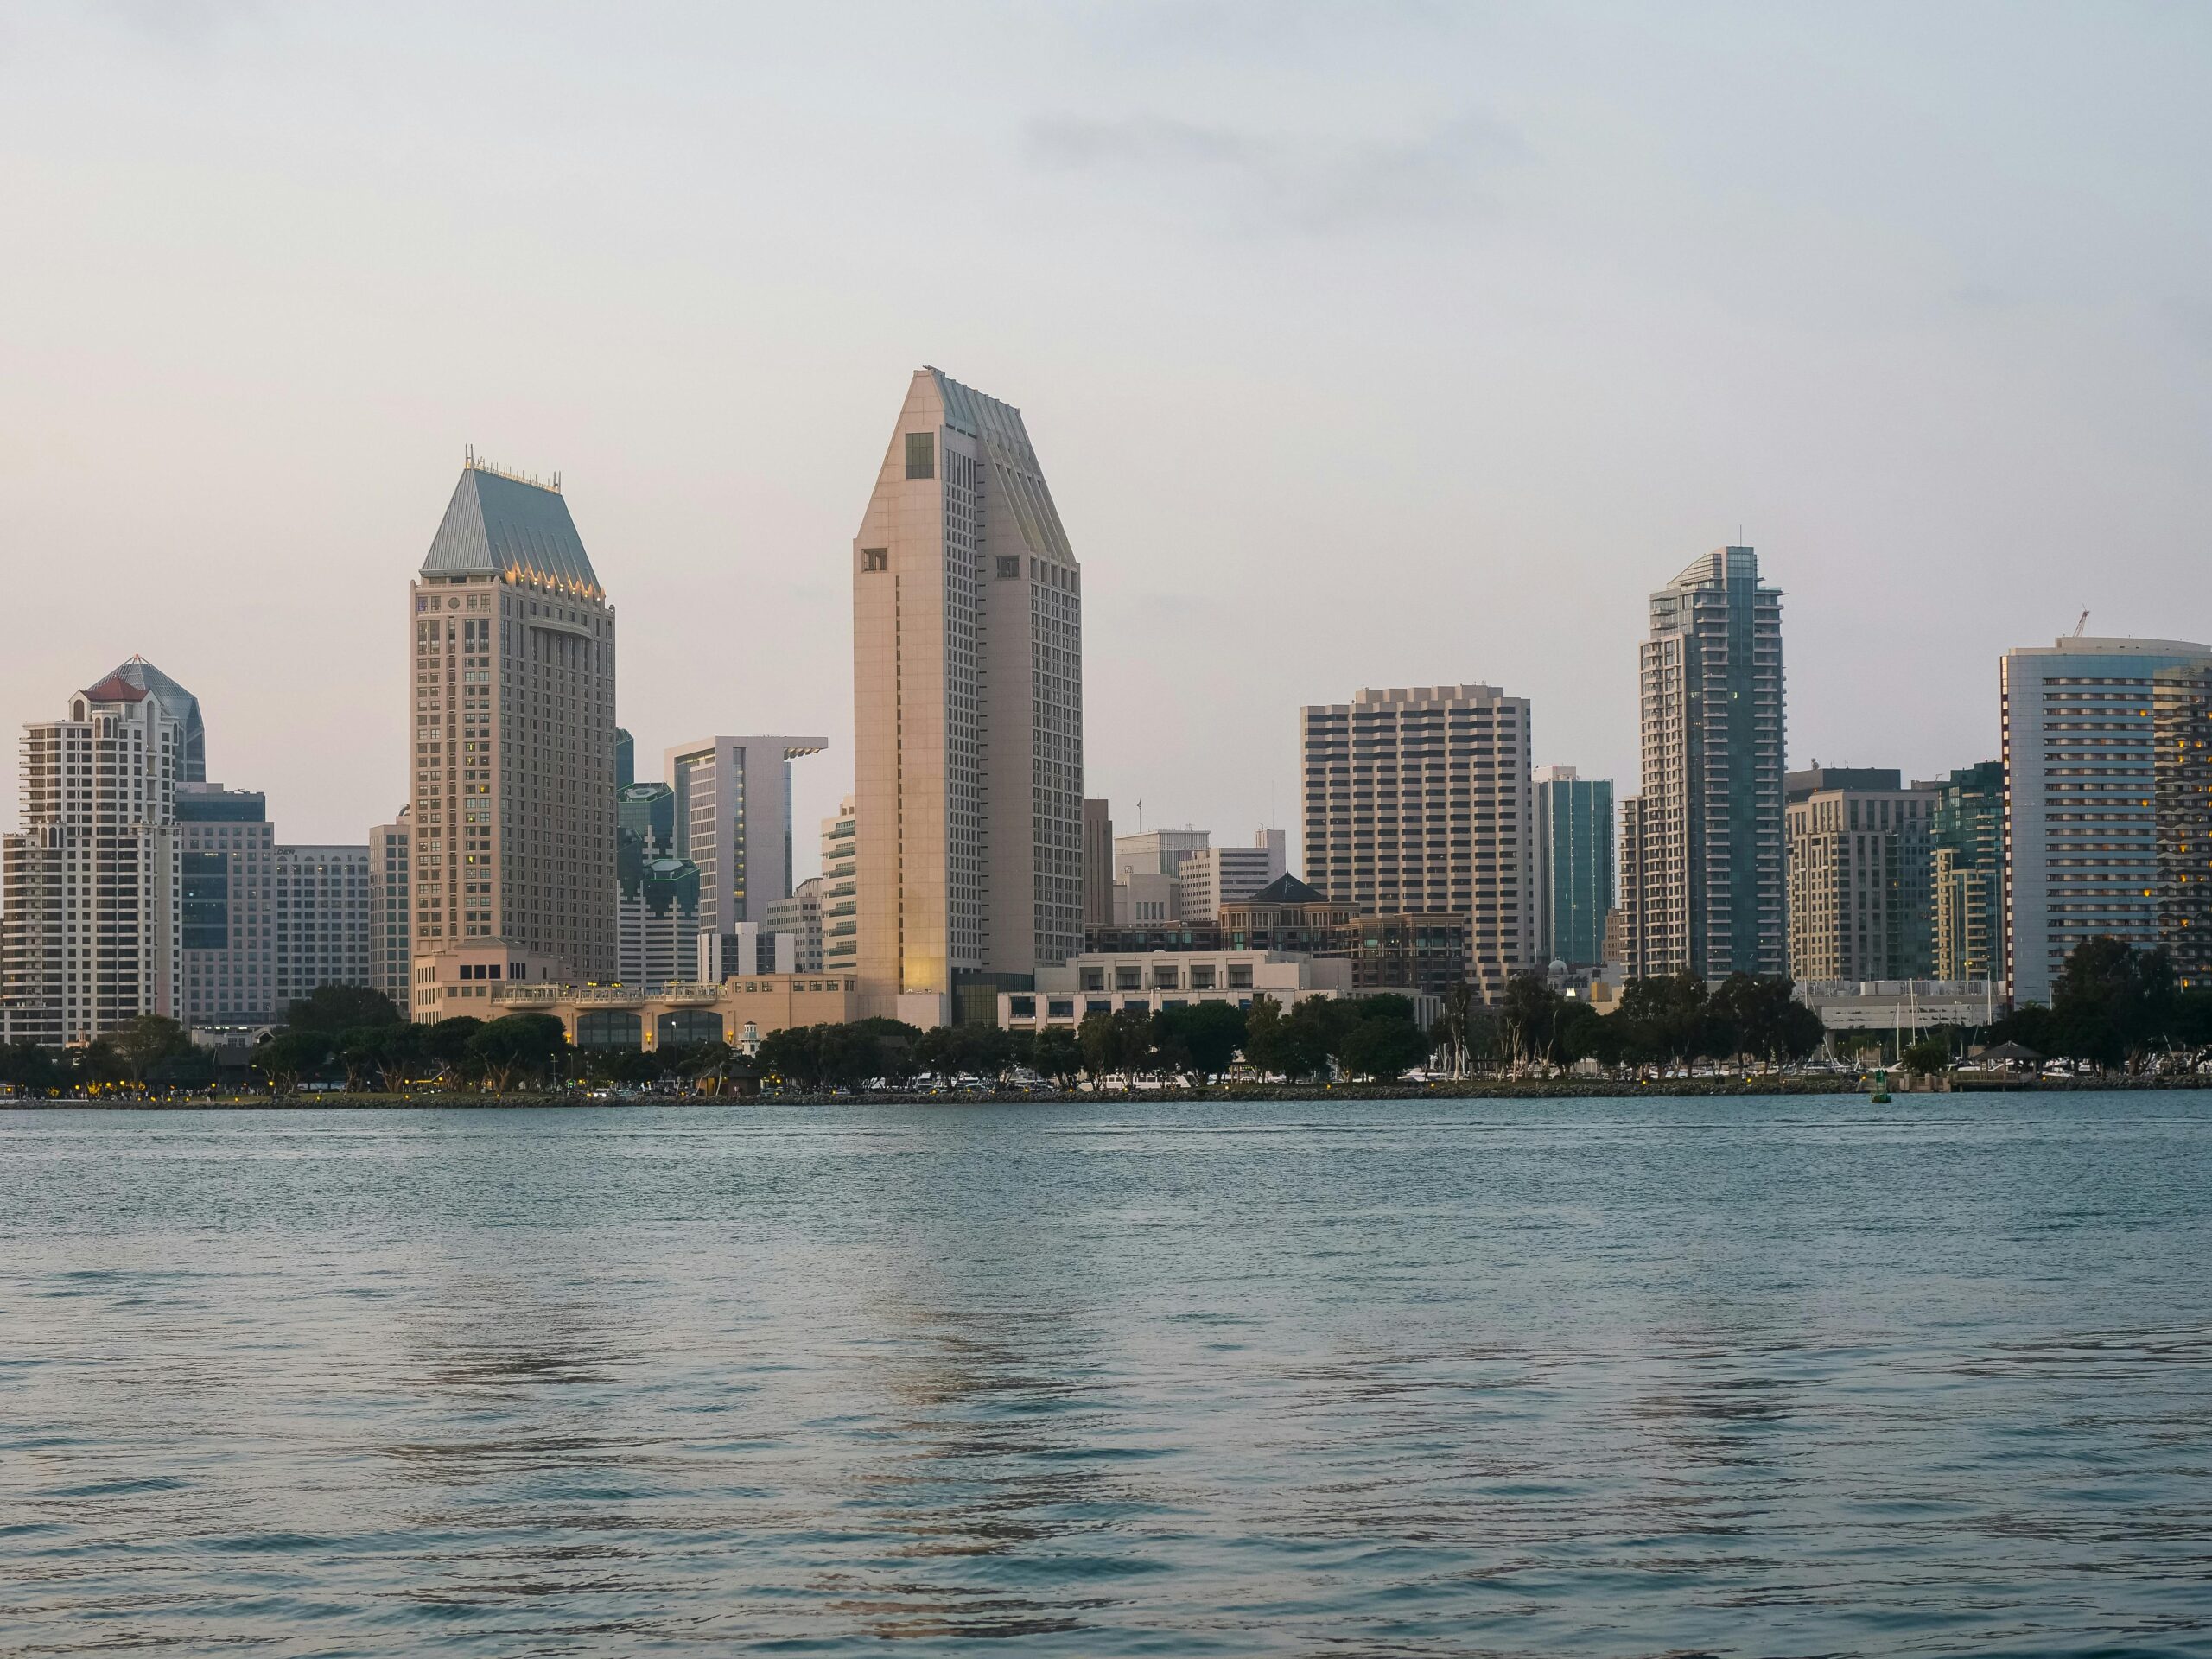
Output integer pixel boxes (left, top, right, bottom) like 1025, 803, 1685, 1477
998, 950, 1351, 1030
493, 974, 861, 1051
821, 796, 857, 975
1784, 768, 1934, 983
1174, 831, 1288, 923
409, 458, 617, 981
369, 808, 411, 1014
176, 784, 276, 1027
851, 368, 1084, 1024
2, 670, 183, 1046
2001, 635, 2212, 1006
1082, 798, 1114, 928
273, 845, 370, 1012
1300, 684, 1534, 999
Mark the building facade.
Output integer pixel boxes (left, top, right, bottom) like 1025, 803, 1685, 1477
1926, 761, 2003, 986
664, 735, 827, 936
1623, 547, 1785, 980
2001, 635, 2212, 1006
1174, 830, 1288, 923
763, 875, 825, 974
821, 796, 858, 976
369, 808, 412, 1015
2, 671, 183, 1046
1783, 768, 1935, 982
999, 950, 1353, 1031
1299, 683, 1535, 998
493, 973, 861, 1052
410, 456, 617, 982
2154, 665, 2212, 988
1083, 798, 1114, 928
851, 368, 1084, 1024
177, 784, 276, 1027
273, 845, 370, 1011
1533, 766, 1613, 969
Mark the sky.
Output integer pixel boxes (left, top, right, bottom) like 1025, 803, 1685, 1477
3, 2, 2209, 874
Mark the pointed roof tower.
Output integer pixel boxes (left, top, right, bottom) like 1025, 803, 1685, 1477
103, 656, 205, 781
423, 458, 601, 600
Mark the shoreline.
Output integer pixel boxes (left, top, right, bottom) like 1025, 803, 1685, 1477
3, 1075, 2201, 1109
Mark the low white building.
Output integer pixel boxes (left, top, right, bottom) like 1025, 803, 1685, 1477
1796, 979, 2002, 1033
999, 949, 1351, 1030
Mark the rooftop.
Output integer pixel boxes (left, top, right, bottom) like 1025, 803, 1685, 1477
423, 458, 602, 599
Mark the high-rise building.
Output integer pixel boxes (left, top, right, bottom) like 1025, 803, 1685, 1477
409, 455, 618, 981
369, 808, 411, 1014
2, 671, 184, 1046
764, 876, 825, 974
2001, 635, 2212, 1006
1175, 830, 1289, 923
1622, 547, 1785, 980
821, 796, 858, 976
1083, 799, 1114, 928
1300, 683, 1535, 999
1925, 761, 2003, 985
1783, 767, 1934, 982
177, 784, 276, 1027
851, 368, 1084, 1024
273, 846, 370, 1011
663, 736, 826, 936
2154, 666, 2212, 989
1533, 766, 1613, 969
105, 656, 205, 785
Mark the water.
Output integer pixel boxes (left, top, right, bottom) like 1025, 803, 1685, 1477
1, 1096, 2209, 1656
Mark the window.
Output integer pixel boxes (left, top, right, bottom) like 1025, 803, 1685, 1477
1116, 965, 1141, 991
1081, 966, 1105, 991
997, 556, 1021, 579
1229, 963, 1254, 989
905, 432, 934, 480
861, 548, 888, 573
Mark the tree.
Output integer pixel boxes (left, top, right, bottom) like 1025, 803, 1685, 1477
1899, 1036, 1951, 1077
756, 1024, 825, 1090
0, 1040, 66, 1096
254, 1029, 331, 1096
1031, 1027, 1083, 1088
284, 984, 404, 1033
1337, 1008, 1429, 1081
1708, 975, 1825, 1065
111, 1014, 194, 1085
467, 1013, 569, 1093
1277, 997, 1346, 1081
1431, 980, 1479, 1078
423, 1016, 485, 1087
2050, 935, 2176, 1070
1155, 1001, 1247, 1082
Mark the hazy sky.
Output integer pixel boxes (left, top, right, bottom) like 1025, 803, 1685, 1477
3, 3, 2209, 874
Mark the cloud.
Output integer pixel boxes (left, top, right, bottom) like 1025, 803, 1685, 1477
1026, 111, 1524, 235
94, 0, 265, 53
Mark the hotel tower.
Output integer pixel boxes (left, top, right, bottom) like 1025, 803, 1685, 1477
408, 456, 617, 985
851, 369, 1084, 1025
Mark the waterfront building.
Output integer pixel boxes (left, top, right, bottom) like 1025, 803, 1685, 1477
1215, 874, 1465, 997
176, 784, 276, 1027
852, 368, 1084, 1025
1174, 830, 1289, 923
1784, 768, 1935, 982
1, 670, 184, 1046
998, 950, 1352, 1032
2154, 665, 2212, 988
1621, 547, 1785, 980
1532, 766, 1613, 969
663, 735, 827, 935
409, 455, 617, 982
1925, 761, 2004, 986
409, 939, 569, 1022
492, 972, 861, 1052
763, 876, 825, 974
2001, 634, 2212, 1006
1796, 978, 2001, 1035
1083, 799, 1114, 928
1299, 683, 1534, 998
821, 797, 858, 975
369, 808, 411, 1014
274, 845, 370, 1011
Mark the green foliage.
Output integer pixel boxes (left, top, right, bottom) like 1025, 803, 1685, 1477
284, 983, 404, 1033
1899, 1036, 1951, 1076
1336, 1009, 1429, 1080
111, 1014, 194, 1083
467, 1013, 569, 1092
1989, 935, 2201, 1070
1154, 1001, 1248, 1081
0, 1039, 67, 1095
1030, 1027, 1083, 1087
253, 1028, 333, 1094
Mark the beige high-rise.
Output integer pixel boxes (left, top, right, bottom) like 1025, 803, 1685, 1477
851, 369, 1084, 1024
409, 458, 616, 987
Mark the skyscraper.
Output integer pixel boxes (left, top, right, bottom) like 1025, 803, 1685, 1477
2001, 634, 2212, 1006
1083, 799, 1114, 929
1300, 683, 1535, 999
273, 845, 371, 1011
177, 783, 276, 1027
663, 735, 826, 936
851, 368, 1084, 1024
2, 670, 184, 1045
409, 456, 617, 982
821, 796, 858, 976
1622, 547, 1785, 980
2155, 666, 2212, 988
1532, 766, 1613, 969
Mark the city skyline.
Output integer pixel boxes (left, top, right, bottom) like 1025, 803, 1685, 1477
7, 7, 2209, 861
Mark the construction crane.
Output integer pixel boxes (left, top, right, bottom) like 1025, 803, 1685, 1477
2072, 610, 2090, 637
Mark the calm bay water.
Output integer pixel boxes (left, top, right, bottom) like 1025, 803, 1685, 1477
1, 1096, 2209, 1656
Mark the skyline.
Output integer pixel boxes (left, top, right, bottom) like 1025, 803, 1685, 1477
5, 4, 2211, 869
